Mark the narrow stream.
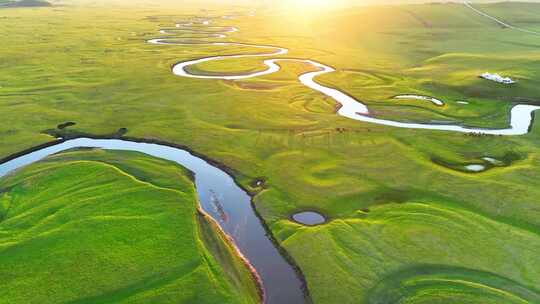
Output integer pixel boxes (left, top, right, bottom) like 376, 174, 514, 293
0, 138, 307, 304
150, 17, 540, 135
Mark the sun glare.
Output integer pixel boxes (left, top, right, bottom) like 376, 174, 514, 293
290, 0, 336, 9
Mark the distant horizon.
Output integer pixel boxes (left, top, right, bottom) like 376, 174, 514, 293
45, 0, 540, 10
189, 0, 540, 4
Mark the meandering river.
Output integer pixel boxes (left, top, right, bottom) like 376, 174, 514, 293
150, 17, 540, 136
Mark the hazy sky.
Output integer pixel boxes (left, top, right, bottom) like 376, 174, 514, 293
208, 0, 540, 2
191, 0, 540, 6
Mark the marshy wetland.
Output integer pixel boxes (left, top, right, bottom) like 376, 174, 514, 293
1, 0, 540, 303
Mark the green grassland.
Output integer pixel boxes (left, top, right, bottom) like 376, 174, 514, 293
1, 1, 540, 303
0, 149, 259, 303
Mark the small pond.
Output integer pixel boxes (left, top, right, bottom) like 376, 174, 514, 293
292, 211, 326, 226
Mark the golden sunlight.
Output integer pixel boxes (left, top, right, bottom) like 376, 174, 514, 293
289, 0, 340, 9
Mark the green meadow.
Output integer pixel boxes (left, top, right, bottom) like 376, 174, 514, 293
0, 149, 259, 303
1, 0, 540, 303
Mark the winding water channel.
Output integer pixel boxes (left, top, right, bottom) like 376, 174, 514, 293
150, 17, 540, 135
0, 138, 306, 304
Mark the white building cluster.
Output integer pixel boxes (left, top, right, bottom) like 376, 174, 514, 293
480, 72, 516, 84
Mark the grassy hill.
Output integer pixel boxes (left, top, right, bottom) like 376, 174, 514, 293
0, 149, 259, 303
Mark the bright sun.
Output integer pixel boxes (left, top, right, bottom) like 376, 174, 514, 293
290, 0, 336, 9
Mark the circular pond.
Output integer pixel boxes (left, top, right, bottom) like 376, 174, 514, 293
292, 211, 326, 226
